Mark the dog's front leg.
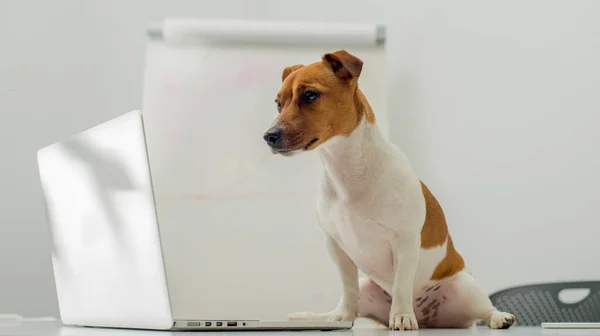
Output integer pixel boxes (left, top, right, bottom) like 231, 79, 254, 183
389, 235, 420, 330
326, 235, 359, 320
286, 235, 359, 322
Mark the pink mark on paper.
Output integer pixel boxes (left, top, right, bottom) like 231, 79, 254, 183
158, 57, 294, 201
174, 152, 308, 201
161, 74, 182, 95
212, 58, 274, 90
190, 95, 210, 112
235, 60, 271, 88
157, 58, 274, 114
164, 130, 183, 147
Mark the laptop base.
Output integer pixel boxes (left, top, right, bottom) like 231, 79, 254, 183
174, 320, 353, 331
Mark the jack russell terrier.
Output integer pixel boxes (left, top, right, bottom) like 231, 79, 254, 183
262, 50, 515, 330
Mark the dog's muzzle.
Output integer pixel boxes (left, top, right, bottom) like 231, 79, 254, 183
263, 127, 283, 149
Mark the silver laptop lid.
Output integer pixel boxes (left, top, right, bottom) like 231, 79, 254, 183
37, 111, 174, 329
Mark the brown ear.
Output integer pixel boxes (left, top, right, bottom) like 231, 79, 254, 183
281, 64, 304, 82
322, 50, 363, 80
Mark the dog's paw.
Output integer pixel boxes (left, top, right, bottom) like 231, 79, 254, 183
325, 310, 357, 322
389, 312, 419, 330
486, 311, 516, 329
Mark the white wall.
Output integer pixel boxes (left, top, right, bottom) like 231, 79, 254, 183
388, 1, 600, 294
1, 0, 600, 317
0, 0, 271, 317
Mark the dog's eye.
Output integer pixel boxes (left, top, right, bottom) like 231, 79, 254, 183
274, 99, 282, 113
300, 90, 319, 103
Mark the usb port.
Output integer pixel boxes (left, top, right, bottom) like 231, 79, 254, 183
227, 322, 237, 327
205, 322, 212, 327
216, 322, 223, 326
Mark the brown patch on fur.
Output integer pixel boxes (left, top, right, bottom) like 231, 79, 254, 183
355, 88, 376, 124
420, 182, 466, 280
323, 51, 363, 80
420, 182, 448, 249
281, 64, 305, 82
272, 50, 375, 151
431, 236, 465, 280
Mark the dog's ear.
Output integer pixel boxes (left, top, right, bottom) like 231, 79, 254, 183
281, 64, 304, 82
322, 50, 363, 81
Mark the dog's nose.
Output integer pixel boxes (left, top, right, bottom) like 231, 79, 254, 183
263, 127, 282, 147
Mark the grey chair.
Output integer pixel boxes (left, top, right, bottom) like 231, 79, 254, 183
484, 281, 600, 326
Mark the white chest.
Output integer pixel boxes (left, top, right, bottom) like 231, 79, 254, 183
314, 119, 434, 290
316, 194, 397, 286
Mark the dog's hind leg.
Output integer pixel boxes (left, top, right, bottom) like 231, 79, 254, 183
415, 271, 516, 329
356, 278, 392, 325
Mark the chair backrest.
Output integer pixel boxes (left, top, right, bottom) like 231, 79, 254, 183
485, 281, 600, 326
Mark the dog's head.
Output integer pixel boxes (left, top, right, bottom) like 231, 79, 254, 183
263, 50, 375, 156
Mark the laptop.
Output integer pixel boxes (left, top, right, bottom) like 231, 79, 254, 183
36, 110, 352, 331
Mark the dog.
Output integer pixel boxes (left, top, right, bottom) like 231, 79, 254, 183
262, 50, 515, 330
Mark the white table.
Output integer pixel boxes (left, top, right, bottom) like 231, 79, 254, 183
1, 321, 599, 336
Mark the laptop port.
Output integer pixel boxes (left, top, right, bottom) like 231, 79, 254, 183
205, 322, 212, 327
216, 322, 223, 326
227, 322, 237, 327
